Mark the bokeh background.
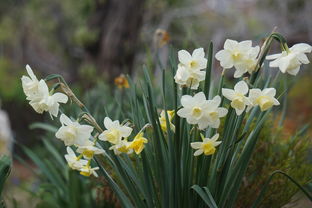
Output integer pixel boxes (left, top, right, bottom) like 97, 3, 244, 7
0, 0, 311, 207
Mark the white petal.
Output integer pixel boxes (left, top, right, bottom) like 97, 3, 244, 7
224, 39, 238, 50
194, 149, 203, 156
192, 48, 205, 59
234, 81, 249, 95
215, 50, 233, 69
120, 126, 133, 137
211, 95, 221, 106
266, 53, 282, 60
290, 43, 312, 53
177, 108, 189, 118
235, 108, 244, 116
60, 114, 72, 126
211, 133, 219, 142
263, 88, 276, 97
26, 65, 38, 81
217, 108, 228, 117
233, 68, 246, 78
296, 53, 309, 64
193, 92, 206, 103
190, 142, 202, 149
52, 93, 68, 103
222, 88, 235, 100
287, 66, 300, 76
181, 95, 193, 107
238, 40, 252, 50
103, 117, 114, 129
178, 50, 192, 65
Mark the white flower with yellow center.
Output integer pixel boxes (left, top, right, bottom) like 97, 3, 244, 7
21, 65, 40, 99
267, 43, 312, 76
98, 117, 132, 144
64, 147, 88, 170
248, 88, 280, 111
76, 143, 105, 159
56, 114, 94, 146
178, 48, 207, 71
79, 164, 99, 177
28, 80, 68, 117
177, 93, 227, 129
199, 95, 228, 129
109, 138, 133, 155
215, 39, 260, 78
190, 133, 221, 156
159, 110, 175, 132
222, 80, 251, 115
174, 48, 207, 89
174, 64, 205, 89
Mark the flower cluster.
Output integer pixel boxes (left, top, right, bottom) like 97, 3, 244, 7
174, 48, 207, 89
21, 67, 149, 177
175, 39, 311, 156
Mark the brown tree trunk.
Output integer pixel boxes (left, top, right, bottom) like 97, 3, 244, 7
87, 0, 145, 80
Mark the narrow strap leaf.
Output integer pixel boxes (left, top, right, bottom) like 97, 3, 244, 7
192, 185, 218, 208
251, 170, 312, 208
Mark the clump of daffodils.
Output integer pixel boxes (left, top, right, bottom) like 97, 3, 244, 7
21, 31, 312, 200
21, 67, 150, 177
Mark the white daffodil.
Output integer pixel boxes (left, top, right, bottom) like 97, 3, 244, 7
190, 133, 221, 156
79, 165, 99, 177
174, 64, 205, 89
21, 65, 40, 99
215, 39, 260, 78
267, 43, 312, 76
109, 138, 133, 155
248, 88, 280, 111
64, 147, 88, 170
159, 110, 175, 132
178, 48, 207, 71
28, 80, 68, 117
177, 93, 227, 129
174, 48, 207, 89
98, 117, 133, 144
198, 95, 228, 129
76, 144, 105, 159
56, 114, 94, 146
222, 80, 251, 115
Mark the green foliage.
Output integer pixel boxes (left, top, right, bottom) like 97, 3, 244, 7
237, 120, 312, 208
0, 155, 11, 208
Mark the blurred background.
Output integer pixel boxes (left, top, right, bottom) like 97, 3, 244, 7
0, 0, 311, 207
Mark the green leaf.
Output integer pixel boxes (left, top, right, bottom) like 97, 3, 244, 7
192, 185, 218, 208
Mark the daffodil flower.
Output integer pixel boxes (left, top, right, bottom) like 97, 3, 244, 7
56, 114, 94, 146
177, 92, 227, 129
76, 143, 105, 159
159, 110, 175, 132
128, 132, 148, 154
190, 133, 221, 156
174, 48, 207, 89
64, 147, 88, 170
222, 80, 251, 115
248, 88, 280, 111
109, 138, 133, 155
98, 117, 133, 144
79, 164, 99, 177
266, 43, 312, 76
28, 80, 68, 117
178, 48, 207, 71
215, 39, 260, 78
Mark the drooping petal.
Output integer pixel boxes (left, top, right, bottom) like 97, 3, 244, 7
217, 107, 228, 117
290, 43, 312, 53
194, 149, 204, 156
266, 53, 282, 60
52, 93, 68, 103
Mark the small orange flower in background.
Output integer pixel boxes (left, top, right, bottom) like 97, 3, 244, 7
114, 74, 129, 89
154, 29, 170, 48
